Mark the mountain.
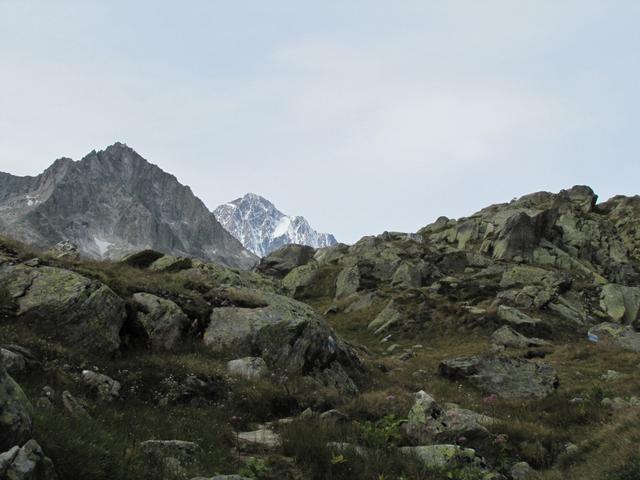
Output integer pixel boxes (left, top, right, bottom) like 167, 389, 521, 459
0, 143, 257, 269
214, 193, 337, 257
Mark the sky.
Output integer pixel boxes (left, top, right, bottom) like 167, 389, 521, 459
1, 1, 639, 244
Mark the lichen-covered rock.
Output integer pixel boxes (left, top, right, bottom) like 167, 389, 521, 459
0, 264, 125, 354
334, 265, 360, 299
47, 240, 79, 260
204, 287, 361, 394
130, 293, 190, 350
0, 439, 58, 480
0, 349, 26, 376
120, 249, 165, 268
149, 255, 193, 273
399, 444, 480, 469
368, 301, 402, 335
81, 371, 121, 403
497, 306, 543, 330
0, 360, 32, 451
600, 284, 640, 324
588, 322, 640, 352
282, 261, 320, 298
226, 357, 269, 379
255, 244, 316, 278
490, 326, 550, 349
405, 391, 492, 449
439, 355, 559, 399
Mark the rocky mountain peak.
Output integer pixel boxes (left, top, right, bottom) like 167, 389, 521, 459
214, 193, 337, 257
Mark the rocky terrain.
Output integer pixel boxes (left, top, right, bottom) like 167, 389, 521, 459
2, 185, 640, 480
214, 193, 337, 257
0, 143, 257, 269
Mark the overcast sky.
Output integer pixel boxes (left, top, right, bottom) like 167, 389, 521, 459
1, 1, 639, 243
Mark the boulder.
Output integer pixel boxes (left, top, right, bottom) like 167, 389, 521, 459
204, 288, 361, 394
367, 301, 402, 335
497, 306, 543, 331
0, 264, 125, 354
345, 292, 378, 313
226, 357, 269, 379
282, 262, 320, 298
81, 371, 121, 403
439, 355, 559, 399
510, 461, 536, 480
236, 428, 280, 451
490, 326, 550, 349
0, 349, 26, 375
405, 391, 492, 449
0, 440, 57, 480
491, 212, 544, 261
47, 240, 79, 260
130, 293, 190, 350
0, 361, 32, 451
588, 322, 640, 352
399, 445, 480, 469
61, 391, 90, 419
149, 255, 193, 273
255, 245, 316, 278
120, 249, 165, 268
600, 284, 640, 324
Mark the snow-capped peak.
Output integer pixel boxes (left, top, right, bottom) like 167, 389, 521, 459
214, 193, 337, 257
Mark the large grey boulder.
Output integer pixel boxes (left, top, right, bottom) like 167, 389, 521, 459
490, 326, 550, 349
334, 265, 360, 299
405, 391, 492, 449
255, 244, 316, 278
130, 293, 190, 350
81, 371, 121, 403
0, 264, 126, 354
226, 357, 269, 379
588, 322, 640, 352
439, 355, 559, 399
600, 284, 640, 324
0, 360, 32, 451
204, 288, 361, 393
0, 440, 57, 480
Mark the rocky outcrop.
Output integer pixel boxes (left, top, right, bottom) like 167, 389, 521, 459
439, 355, 559, 399
0, 263, 125, 354
130, 293, 190, 350
600, 284, 640, 324
490, 326, 550, 349
203, 288, 361, 393
0, 143, 257, 269
255, 244, 316, 278
81, 371, 121, 403
588, 322, 640, 352
226, 357, 269, 379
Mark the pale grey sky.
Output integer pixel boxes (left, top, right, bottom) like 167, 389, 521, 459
1, 1, 639, 243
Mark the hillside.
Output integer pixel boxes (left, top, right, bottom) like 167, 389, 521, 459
1, 185, 640, 480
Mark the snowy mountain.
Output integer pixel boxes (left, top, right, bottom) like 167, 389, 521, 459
214, 193, 338, 257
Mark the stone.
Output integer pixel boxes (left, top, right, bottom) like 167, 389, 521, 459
368, 301, 403, 335
81, 371, 121, 403
120, 249, 165, 268
204, 288, 361, 394
490, 326, 550, 349
236, 428, 280, 450
497, 306, 542, 330
255, 244, 316, 278
600, 284, 640, 324
139, 440, 199, 466
588, 322, 640, 352
0, 440, 58, 480
510, 461, 536, 480
282, 262, 320, 298
0, 349, 26, 375
0, 264, 126, 354
149, 255, 193, 273
61, 391, 90, 419
399, 445, 479, 469
344, 292, 378, 313
0, 361, 32, 451
439, 355, 559, 399
226, 357, 269, 379
334, 265, 360, 299
131, 293, 190, 350
319, 409, 348, 423
391, 261, 423, 288
405, 391, 492, 449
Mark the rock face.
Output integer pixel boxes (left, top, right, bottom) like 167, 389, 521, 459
0, 263, 126, 354
0, 359, 32, 452
130, 293, 190, 350
255, 245, 316, 278
439, 355, 559, 399
0, 143, 257, 269
203, 287, 361, 393
214, 193, 337, 257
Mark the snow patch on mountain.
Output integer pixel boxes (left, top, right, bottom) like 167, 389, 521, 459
214, 193, 337, 257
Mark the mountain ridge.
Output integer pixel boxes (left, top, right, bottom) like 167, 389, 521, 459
0, 143, 257, 269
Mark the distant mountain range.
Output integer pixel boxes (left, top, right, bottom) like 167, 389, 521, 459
214, 193, 337, 257
0, 143, 257, 269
